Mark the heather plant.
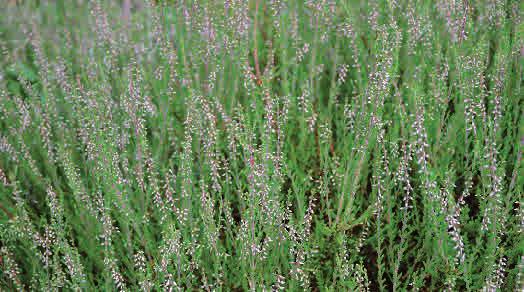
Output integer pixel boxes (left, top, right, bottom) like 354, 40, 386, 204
0, 0, 522, 291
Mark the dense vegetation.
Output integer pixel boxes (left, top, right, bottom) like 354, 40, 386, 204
0, 0, 522, 291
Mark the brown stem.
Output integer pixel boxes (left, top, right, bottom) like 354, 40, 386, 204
0, 203, 14, 219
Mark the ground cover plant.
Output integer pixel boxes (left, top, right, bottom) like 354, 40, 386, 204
0, 0, 522, 291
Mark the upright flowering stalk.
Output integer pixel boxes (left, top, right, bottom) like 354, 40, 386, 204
289, 195, 317, 290
374, 153, 386, 291
392, 141, 414, 291
95, 190, 126, 292
436, 0, 469, 42
411, 101, 442, 251
46, 186, 87, 290
0, 247, 23, 290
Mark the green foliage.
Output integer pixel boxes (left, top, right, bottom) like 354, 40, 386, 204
0, 0, 522, 291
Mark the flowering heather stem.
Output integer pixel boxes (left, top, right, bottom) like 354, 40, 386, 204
0, 1, 521, 290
